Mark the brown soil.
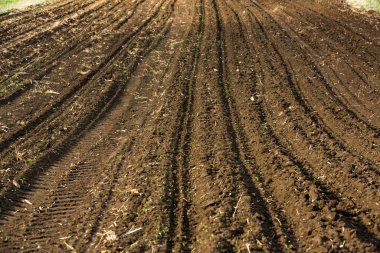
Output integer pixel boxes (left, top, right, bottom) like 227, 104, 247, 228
0, 0, 379, 252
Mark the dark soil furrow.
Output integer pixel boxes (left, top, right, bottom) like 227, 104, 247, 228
221, 0, 299, 250
0, 0, 171, 213
243, 2, 379, 167
278, 19, 380, 130
258, 0, 379, 203
0, 0, 128, 99
255, 1, 377, 170
165, 8, 203, 253
147, 3, 204, 252
76, 6, 179, 252
0, 0, 165, 155
271, 6, 379, 112
243, 1, 380, 246
287, 0, 380, 47
250, 0, 380, 137
218, 0, 380, 250
211, 0, 284, 251
0, 4, 175, 249
0, 0, 140, 104
0, 0, 379, 251
79, 3, 199, 250
168, 3, 204, 251
0, 0, 117, 81
0, 0, 97, 45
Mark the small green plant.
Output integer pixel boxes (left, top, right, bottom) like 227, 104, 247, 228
26, 152, 43, 163
285, 241, 294, 250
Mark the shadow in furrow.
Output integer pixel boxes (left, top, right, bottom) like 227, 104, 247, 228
220, 0, 299, 249
0, 1, 173, 221
163, 1, 203, 252
0, 0, 166, 153
212, 0, 284, 251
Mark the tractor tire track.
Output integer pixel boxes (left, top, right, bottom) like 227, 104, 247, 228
0, 0, 172, 212
0, 1, 176, 251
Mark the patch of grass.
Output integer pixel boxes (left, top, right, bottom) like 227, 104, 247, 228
9, 82, 21, 88
285, 241, 294, 250
0, 0, 49, 13
24, 152, 43, 163
348, 0, 380, 12
364, 0, 380, 11
0, 0, 19, 5
0, 82, 23, 95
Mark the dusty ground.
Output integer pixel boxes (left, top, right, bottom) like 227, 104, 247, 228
0, 0, 379, 252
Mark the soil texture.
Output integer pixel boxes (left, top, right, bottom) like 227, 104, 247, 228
0, 0, 379, 252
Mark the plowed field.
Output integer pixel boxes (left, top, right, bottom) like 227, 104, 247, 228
0, 0, 379, 252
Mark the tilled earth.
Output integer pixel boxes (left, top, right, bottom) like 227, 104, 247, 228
0, 0, 379, 252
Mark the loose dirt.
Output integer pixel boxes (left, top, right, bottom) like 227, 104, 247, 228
0, 0, 379, 252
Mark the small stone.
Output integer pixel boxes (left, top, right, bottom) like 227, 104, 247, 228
312, 235, 322, 244
16, 120, 26, 126
12, 180, 20, 188
309, 187, 319, 202
326, 211, 338, 221
104, 230, 118, 243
